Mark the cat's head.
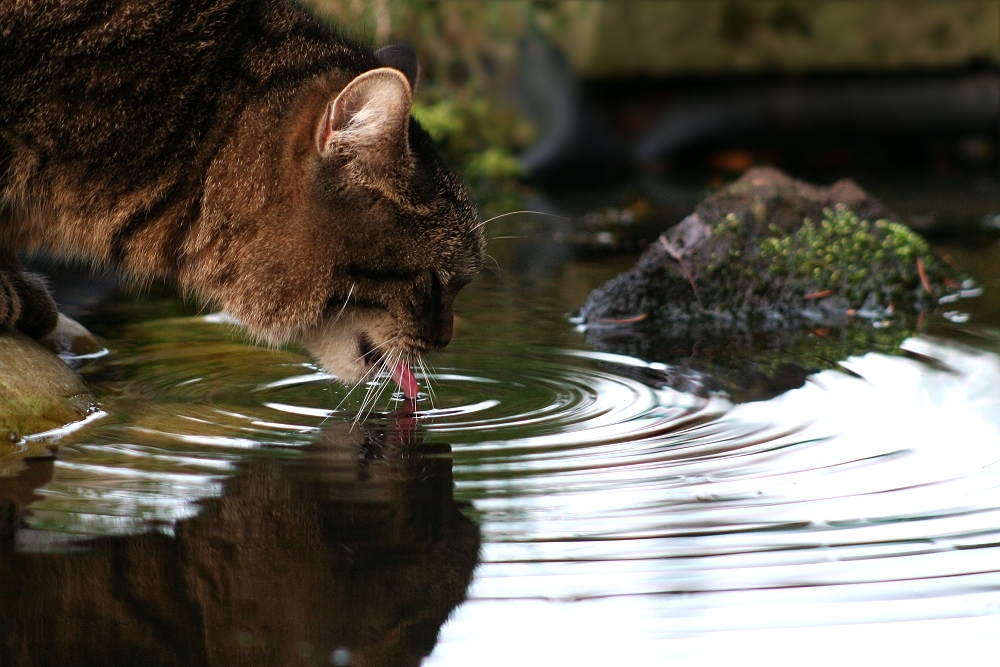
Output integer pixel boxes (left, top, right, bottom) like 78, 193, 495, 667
193, 46, 483, 393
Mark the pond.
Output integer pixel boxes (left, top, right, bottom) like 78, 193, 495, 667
2, 178, 1000, 666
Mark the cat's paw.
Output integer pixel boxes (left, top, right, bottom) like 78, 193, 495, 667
0, 270, 59, 339
0, 271, 23, 332
13, 272, 59, 339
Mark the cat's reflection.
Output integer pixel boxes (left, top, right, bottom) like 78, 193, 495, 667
0, 416, 480, 667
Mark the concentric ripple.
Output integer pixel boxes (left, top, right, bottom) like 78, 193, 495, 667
9, 310, 1000, 663
428, 336, 1000, 666
18, 318, 722, 539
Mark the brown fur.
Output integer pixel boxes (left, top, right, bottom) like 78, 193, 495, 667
0, 0, 483, 382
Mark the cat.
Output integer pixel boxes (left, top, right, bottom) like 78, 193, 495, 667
0, 0, 484, 398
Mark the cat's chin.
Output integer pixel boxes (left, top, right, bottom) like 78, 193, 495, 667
298, 312, 408, 386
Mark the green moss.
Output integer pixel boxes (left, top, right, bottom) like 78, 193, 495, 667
704, 206, 963, 319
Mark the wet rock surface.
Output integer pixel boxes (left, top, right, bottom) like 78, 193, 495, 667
579, 167, 980, 400
38, 313, 104, 360
0, 317, 99, 448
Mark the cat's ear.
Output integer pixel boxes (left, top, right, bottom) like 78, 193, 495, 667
317, 68, 412, 159
375, 43, 419, 91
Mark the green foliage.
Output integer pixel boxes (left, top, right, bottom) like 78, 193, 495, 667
412, 88, 533, 182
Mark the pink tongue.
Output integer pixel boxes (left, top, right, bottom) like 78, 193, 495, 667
390, 360, 419, 400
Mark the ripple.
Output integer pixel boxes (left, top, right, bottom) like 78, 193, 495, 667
13, 314, 1000, 655
433, 337, 1000, 650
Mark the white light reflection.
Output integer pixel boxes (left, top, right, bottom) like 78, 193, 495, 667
427, 600, 1000, 667
263, 402, 335, 419
254, 372, 333, 391
431, 337, 1000, 665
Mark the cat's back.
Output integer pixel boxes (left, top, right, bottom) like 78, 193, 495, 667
0, 0, 368, 91
0, 0, 371, 179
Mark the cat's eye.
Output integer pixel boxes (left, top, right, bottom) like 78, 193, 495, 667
412, 269, 441, 300
429, 270, 443, 302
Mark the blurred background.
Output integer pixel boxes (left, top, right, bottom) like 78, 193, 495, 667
303, 0, 999, 239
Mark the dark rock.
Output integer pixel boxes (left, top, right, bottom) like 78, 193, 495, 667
578, 167, 979, 401
581, 167, 968, 327
690, 166, 888, 234
38, 313, 105, 359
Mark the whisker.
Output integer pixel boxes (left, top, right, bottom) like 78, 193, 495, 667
483, 253, 503, 280
332, 353, 385, 418
364, 351, 397, 421
329, 334, 406, 428
474, 210, 569, 231
331, 282, 355, 325
375, 351, 404, 419
417, 356, 431, 403
372, 352, 400, 415
372, 351, 398, 415
349, 334, 399, 366
354, 352, 391, 429
418, 356, 437, 413
354, 340, 404, 420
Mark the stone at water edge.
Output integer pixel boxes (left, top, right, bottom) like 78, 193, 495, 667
39, 313, 104, 357
0, 318, 98, 464
576, 167, 979, 402
581, 166, 970, 328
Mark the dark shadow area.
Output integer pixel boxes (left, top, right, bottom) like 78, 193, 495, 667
591, 68, 999, 175
581, 324, 898, 403
0, 417, 480, 667
523, 66, 1000, 190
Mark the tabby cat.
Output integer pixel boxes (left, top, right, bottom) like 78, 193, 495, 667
0, 0, 484, 397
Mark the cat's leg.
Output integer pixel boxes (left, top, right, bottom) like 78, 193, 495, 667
0, 250, 58, 339
0, 268, 22, 332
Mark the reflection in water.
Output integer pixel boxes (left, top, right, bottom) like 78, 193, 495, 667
581, 320, 911, 403
0, 418, 480, 667
2, 229, 1000, 666
429, 336, 1000, 665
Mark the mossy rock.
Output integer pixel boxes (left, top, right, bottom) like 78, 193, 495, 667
0, 327, 96, 449
579, 167, 979, 400
582, 167, 973, 328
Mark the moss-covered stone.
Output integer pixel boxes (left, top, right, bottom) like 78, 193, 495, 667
703, 206, 962, 319
579, 167, 980, 400
582, 167, 973, 328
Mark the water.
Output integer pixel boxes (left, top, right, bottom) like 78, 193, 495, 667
3, 210, 1000, 665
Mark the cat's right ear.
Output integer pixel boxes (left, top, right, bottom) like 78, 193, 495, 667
317, 68, 412, 161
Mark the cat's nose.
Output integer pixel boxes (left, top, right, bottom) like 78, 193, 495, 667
435, 314, 453, 348
432, 293, 455, 349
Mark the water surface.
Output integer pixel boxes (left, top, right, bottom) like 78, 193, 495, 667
3, 209, 1000, 666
